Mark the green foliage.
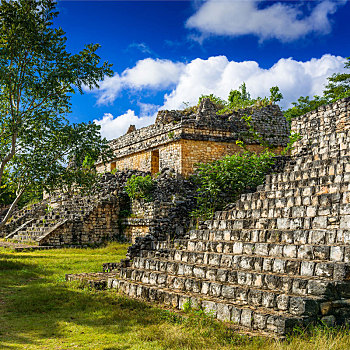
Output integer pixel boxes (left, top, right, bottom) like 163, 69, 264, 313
284, 57, 350, 122
323, 57, 350, 102
0, 0, 114, 225
284, 95, 328, 123
210, 83, 283, 114
269, 86, 283, 103
191, 151, 275, 219
125, 175, 154, 202
281, 132, 302, 156
198, 93, 227, 110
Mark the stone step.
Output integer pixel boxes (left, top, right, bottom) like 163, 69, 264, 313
199, 217, 333, 232
8, 236, 40, 244
282, 154, 350, 175
270, 166, 346, 183
236, 183, 349, 206
122, 267, 329, 309
293, 147, 348, 157
135, 252, 350, 282
151, 241, 350, 263
108, 277, 312, 335
131, 257, 350, 298
211, 194, 348, 224
186, 228, 350, 246
263, 174, 349, 192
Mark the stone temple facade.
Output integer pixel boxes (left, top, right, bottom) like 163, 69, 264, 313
67, 97, 350, 336
96, 99, 290, 177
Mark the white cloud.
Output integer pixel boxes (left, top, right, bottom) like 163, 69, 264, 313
94, 110, 157, 140
162, 54, 347, 110
93, 54, 347, 140
186, 0, 347, 42
95, 58, 185, 105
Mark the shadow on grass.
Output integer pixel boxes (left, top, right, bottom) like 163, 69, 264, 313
0, 249, 164, 349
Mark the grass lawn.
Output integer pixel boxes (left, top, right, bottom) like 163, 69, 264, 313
1, 243, 350, 350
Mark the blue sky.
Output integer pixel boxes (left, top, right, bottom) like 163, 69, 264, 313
55, 0, 350, 139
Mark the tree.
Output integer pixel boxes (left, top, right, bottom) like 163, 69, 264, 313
323, 57, 350, 102
0, 0, 114, 228
284, 95, 328, 123
284, 57, 350, 122
269, 86, 283, 103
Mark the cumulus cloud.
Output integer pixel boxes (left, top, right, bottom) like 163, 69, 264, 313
93, 54, 347, 140
162, 54, 347, 110
94, 110, 157, 140
95, 58, 185, 105
186, 0, 347, 42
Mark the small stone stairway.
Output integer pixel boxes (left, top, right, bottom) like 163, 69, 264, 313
78, 98, 350, 336
5, 196, 95, 244
1, 171, 135, 246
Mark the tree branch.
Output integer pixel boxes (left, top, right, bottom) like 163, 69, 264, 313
0, 132, 17, 186
0, 187, 25, 229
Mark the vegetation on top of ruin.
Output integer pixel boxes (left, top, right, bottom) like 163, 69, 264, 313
182, 55, 350, 124
190, 150, 276, 219
196, 83, 283, 115
0, 0, 114, 227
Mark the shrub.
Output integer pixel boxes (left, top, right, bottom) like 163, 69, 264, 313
198, 93, 227, 110
125, 175, 154, 202
191, 151, 275, 219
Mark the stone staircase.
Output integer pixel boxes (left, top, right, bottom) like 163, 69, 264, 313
1, 171, 140, 246
102, 98, 350, 335
5, 196, 95, 244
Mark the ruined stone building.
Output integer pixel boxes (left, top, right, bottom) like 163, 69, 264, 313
0, 100, 290, 246
67, 97, 350, 335
96, 99, 290, 176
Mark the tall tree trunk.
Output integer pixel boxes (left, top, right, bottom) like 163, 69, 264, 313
0, 188, 25, 230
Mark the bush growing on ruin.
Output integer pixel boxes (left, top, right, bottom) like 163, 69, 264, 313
125, 175, 154, 202
198, 94, 227, 110
198, 83, 283, 114
191, 151, 275, 219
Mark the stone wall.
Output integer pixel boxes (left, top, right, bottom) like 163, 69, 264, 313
181, 139, 282, 177
2, 170, 145, 246
121, 168, 196, 243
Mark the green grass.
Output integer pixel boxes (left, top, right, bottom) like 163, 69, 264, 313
1, 243, 350, 350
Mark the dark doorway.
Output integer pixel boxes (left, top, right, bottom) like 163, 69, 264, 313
151, 150, 160, 174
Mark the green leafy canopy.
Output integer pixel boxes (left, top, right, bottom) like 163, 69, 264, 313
284, 57, 350, 122
0, 0, 114, 226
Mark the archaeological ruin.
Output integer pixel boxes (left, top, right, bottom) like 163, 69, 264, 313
66, 97, 350, 335
3, 96, 350, 335
0, 99, 289, 246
